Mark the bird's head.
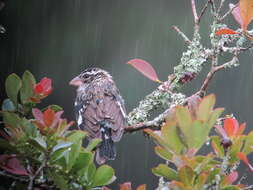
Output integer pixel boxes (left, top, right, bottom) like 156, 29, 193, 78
69, 67, 112, 87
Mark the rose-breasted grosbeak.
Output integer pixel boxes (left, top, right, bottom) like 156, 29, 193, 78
69, 68, 126, 164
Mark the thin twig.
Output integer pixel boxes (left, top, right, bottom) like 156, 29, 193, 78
172, 26, 192, 44
197, 0, 210, 24
28, 159, 47, 190
191, 0, 198, 23
218, 0, 225, 15
220, 3, 238, 21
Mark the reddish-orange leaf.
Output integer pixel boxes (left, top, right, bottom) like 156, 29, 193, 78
237, 152, 253, 170
224, 118, 239, 137
240, 0, 253, 30
127, 59, 161, 83
43, 108, 55, 127
224, 171, 238, 185
230, 3, 243, 27
215, 28, 239, 36
237, 123, 246, 136
119, 182, 132, 190
136, 184, 146, 190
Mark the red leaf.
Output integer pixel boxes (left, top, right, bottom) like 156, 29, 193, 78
119, 182, 132, 190
237, 123, 246, 136
237, 152, 253, 171
239, 0, 253, 30
127, 59, 161, 83
215, 28, 239, 36
224, 118, 239, 137
0, 155, 28, 176
230, 4, 243, 27
224, 171, 238, 185
43, 108, 55, 127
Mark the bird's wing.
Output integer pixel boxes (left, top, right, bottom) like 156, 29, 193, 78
75, 81, 126, 142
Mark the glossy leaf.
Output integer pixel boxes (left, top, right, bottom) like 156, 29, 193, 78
154, 146, 173, 161
178, 165, 195, 186
1, 99, 16, 111
72, 151, 93, 172
29, 137, 47, 152
92, 165, 115, 187
52, 141, 73, 152
189, 120, 208, 149
127, 59, 161, 82
240, 0, 253, 30
5, 73, 22, 105
161, 123, 185, 154
152, 164, 178, 181
20, 70, 36, 104
215, 28, 239, 36
196, 94, 215, 121
86, 138, 102, 152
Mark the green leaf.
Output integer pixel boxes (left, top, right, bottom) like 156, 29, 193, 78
196, 94, 215, 121
144, 129, 171, 151
29, 137, 47, 152
72, 151, 93, 172
1, 99, 16, 111
189, 120, 208, 149
178, 165, 195, 186
211, 136, 224, 157
220, 186, 240, 190
154, 146, 173, 161
20, 70, 36, 104
21, 119, 38, 137
50, 171, 69, 190
5, 73, 22, 105
66, 130, 87, 142
86, 138, 102, 151
2, 112, 21, 127
207, 108, 224, 129
161, 123, 185, 154
176, 106, 192, 138
91, 165, 115, 187
65, 130, 87, 171
85, 162, 96, 183
52, 141, 73, 152
50, 148, 70, 163
152, 164, 178, 181
243, 131, 253, 155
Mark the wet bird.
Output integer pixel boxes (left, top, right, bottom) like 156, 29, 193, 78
69, 68, 126, 164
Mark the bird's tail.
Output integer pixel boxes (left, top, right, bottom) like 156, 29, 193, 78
96, 122, 116, 164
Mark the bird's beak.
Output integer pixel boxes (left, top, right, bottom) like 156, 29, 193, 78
69, 76, 83, 86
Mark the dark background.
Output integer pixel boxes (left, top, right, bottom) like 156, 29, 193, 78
1, 0, 253, 189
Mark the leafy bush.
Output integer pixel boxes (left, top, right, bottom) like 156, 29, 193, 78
0, 71, 115, 190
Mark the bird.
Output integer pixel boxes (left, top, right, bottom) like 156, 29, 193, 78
69, 68, 126, 164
